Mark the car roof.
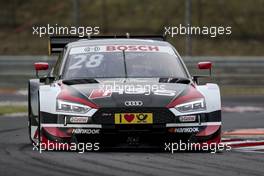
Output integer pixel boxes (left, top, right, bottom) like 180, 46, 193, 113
66, 39, 171, 48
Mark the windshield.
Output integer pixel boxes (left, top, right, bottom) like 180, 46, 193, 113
63, 45, 187, 79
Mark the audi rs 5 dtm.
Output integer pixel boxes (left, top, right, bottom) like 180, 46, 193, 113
28, 35, 221, 150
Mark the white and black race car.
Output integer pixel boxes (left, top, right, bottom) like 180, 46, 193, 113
28, 35, 221, 150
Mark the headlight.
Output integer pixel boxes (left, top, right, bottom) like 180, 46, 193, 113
56, 99, 91, 114
175, 99, 206, 112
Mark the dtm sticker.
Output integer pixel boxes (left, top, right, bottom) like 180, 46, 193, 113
70, 116, 89, 123
179, 115, 196, 122
70, 45, 175, 55
72, 129, 100, 134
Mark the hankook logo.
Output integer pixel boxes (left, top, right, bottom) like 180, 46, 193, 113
124, 101, 143, 106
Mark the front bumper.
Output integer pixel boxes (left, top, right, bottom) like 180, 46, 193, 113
40, 122, 221, 148
38, 110, 221, 148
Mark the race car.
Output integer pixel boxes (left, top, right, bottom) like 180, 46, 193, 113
28, 35, 221, 150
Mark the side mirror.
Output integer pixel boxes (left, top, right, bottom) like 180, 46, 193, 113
193, 61, 213, 84
34, 62, 49, 78
198, 61, 212, 76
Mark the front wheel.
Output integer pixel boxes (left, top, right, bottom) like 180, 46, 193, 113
28, 82, 39, 145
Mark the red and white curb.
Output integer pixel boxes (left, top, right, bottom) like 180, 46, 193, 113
222, 106, 264, 113
222, 128, 264, 153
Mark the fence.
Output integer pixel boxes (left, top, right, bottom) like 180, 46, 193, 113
0, 56, 263, 89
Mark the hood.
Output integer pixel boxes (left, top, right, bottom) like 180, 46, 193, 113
58, 78, 192, 108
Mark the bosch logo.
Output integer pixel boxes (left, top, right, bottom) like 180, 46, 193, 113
124, 101, 143, 106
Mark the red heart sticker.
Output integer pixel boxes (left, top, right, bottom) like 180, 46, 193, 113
124, 114, 135, 122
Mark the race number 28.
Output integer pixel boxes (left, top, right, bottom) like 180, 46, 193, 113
69, 54, 104, 70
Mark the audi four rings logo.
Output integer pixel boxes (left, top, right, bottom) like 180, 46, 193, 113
124, 101, 143, 106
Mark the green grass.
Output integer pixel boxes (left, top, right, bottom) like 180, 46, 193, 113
221, 86, 264, 96
0, 106, 27, 115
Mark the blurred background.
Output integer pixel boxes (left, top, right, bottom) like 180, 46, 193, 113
0, 0, 263, 55
0, 0, 264, 114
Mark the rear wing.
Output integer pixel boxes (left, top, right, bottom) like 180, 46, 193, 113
48, 35, 166, 55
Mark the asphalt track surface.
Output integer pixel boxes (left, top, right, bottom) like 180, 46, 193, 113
0, 96, 264, 176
